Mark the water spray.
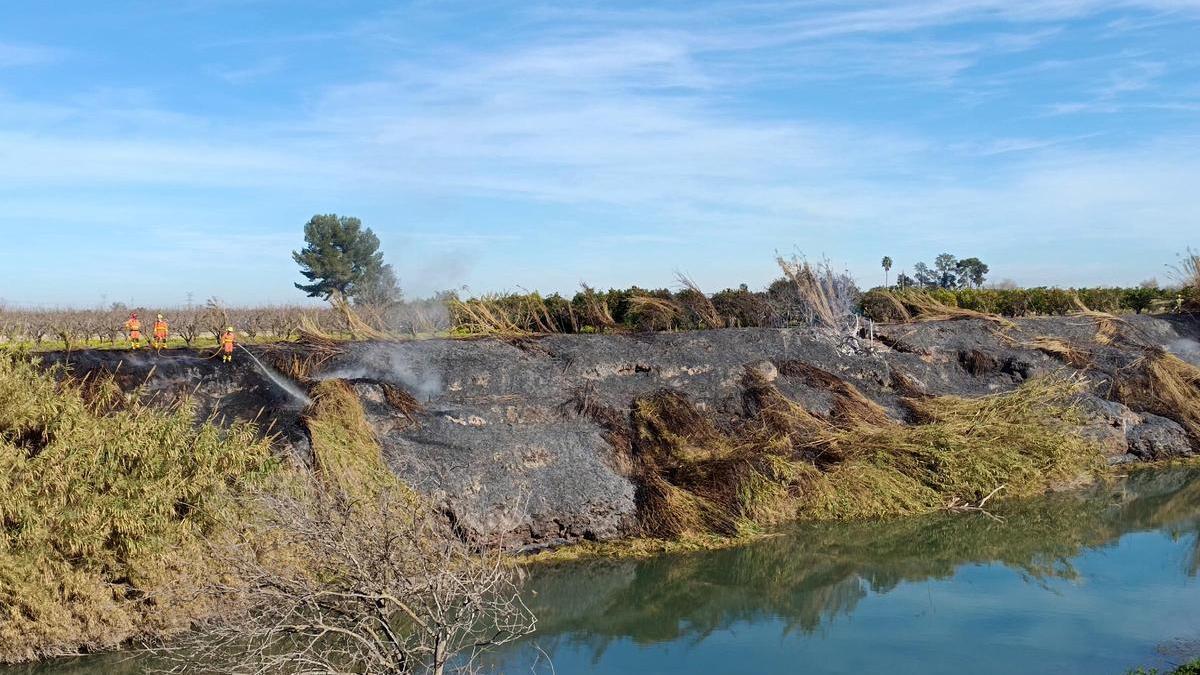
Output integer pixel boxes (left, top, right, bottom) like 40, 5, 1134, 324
237, 345, 314, 407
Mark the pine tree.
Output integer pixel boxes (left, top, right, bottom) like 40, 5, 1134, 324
292, 215, 385, 301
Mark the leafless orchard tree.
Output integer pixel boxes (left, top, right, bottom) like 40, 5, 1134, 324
175, 308, 204, 347
154, 483, 536, 675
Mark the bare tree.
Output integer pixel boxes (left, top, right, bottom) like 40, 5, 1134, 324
156, 483, 536, 674
204, 297, 231, 341
176, 308, 203, 347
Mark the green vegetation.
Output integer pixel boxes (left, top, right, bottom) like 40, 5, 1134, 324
304, 378, 406, 492
862, 285, 1185, 322
907, 252, 990, 289
2, 252, 1195, 348
292, 214, 387, 302
0, 351, 528, 668
1129, 658, 1200, 675
0, 353, 274, 663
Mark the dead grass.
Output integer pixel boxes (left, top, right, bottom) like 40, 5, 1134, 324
774, 360, 892, 426
628, 295, 682, 331
676, 274, 724, 329
796, 376, 1101, 519
304, 380, 394, 491
448, 295, 537, 337
380, 382, 425, 426
1068, 297, 1126, 345
628, 371, 1104, 540
1113, 349, 1200, 442
261, 332, 345, 381
1025, 336, 1093, 369
774, 255, 857, 329
883, 289, 1015, 328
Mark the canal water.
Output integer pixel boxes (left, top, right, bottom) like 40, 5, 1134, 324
15, 468, 1200, 674
491, 468, 1200, 674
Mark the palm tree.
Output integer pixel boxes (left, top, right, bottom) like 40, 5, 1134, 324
881, 256, 893, 288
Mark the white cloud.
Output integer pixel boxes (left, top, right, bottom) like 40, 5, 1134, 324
0, 41, 62, 68
212, 56, 287, 84
3, 0, 1200, 297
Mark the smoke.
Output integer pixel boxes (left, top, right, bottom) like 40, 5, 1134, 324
1167, 338, 1200, 361
318, 347, 443, 401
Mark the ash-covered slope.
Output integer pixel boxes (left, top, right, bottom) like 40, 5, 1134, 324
43, 314, 1200, 551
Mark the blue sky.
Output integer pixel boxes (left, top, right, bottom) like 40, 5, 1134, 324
2, 1, 1199, 307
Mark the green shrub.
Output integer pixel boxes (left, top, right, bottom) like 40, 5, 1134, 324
860, 286, 1181, 321
0, 354, 274, 663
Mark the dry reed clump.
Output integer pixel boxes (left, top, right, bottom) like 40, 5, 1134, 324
1024, 336, 1093, 369
628, 295, 682, 332
796, 376, 1101, 519
1067, 296, 1127, 345
774, 255, 859, 330
578, 284, 617, 332
303, 379, 397, 492
1112, 349, 1200, 443
629, 371, 1103, 540
448, 293, 559, 337
0, 354, 274, 664
261, 331, 345, 381
1170, 248, 1200, 313
327, 295, 395, 341
882, 289, 1015, 328
675, 274, 724, 330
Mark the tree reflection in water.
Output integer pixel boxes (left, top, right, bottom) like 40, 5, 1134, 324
519, 469, 1200, 660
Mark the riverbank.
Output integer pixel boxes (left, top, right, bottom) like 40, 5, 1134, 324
13, 466, 1200, 674
5, 312, 1200, 664
37, 312, 1200, 551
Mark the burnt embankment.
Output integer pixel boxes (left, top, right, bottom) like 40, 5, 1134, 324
41, 313, 1200, 551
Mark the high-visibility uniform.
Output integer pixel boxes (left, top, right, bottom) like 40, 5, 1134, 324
153, 320, 169, 347
221, 331, 236, 363
125, 319, 142, 349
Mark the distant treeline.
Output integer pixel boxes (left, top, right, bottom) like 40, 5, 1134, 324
448, 282, 1195, 336
1, 281, 1195, 348
861, 285, 1185, 322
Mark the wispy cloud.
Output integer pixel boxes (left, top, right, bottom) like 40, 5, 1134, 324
212, 55, 287, 84
3, 0, 1200, 302
0, 41, 62, 68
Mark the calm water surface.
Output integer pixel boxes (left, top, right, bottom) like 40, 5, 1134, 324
493, 468, 1200, 674
18, 468, 1200, 675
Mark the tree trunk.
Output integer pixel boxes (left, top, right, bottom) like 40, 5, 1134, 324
433, 636, 448, 675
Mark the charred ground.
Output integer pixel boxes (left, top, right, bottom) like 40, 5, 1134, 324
39, 313, 1200, 551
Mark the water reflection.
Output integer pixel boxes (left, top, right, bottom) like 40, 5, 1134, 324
14, 469, 1200, 674
504, 468, 1200, 671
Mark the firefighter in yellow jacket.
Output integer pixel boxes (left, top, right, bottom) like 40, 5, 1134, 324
220, 327, 236, 363
124, 313, 142, 350
152, 314, 169, 350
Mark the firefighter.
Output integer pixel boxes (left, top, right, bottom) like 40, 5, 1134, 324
220, 326, 236, 363
152, 314, 169, 350
124, 312, 142, 350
